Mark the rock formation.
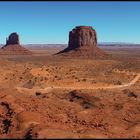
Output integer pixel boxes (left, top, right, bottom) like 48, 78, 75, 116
57, 26, 108, 58
68, 26, 97, 49
6, 32, 20, 45
0, 32, 32, 55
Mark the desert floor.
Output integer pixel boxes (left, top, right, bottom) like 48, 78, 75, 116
0, 46, 140, 139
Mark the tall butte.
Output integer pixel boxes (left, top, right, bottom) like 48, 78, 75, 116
57, 26, 108, 58
0, 32, 32, 55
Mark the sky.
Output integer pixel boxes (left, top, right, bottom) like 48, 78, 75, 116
0, 1, 140, 44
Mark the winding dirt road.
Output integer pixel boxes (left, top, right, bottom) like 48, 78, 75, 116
16, 73, 140, 93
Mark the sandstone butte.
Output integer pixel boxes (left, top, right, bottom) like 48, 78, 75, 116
0, 32, 32, 55
57, 26, 108, 58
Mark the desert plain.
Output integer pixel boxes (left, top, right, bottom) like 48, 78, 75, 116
0, 44, 140, 139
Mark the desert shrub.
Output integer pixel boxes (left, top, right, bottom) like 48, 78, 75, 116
35, 92, 41, 96
54, 75, 58, 78
19, 77, 22, 79
82, 78, 86, 82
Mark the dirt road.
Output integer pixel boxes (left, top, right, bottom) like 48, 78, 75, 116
16, 73, 140, 93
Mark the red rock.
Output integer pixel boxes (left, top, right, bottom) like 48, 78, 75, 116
68, 26, 97, 49
0, 32, 32, 55
57, 26, 108, 58
6, 32, 20, 45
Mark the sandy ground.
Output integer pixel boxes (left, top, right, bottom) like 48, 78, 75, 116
0, 46, 140, 139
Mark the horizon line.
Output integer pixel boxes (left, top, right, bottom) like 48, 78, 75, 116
0, 42, 140, 45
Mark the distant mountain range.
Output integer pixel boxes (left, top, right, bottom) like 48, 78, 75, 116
98, 42, 140, 46
23, 43, 140, 48
0, 43, 140, 48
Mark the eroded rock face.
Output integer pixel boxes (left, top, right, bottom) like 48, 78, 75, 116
0, 32, 32, 55
6, 32, 20, 45
57, 26, 108, 58
68, 26, 97, 50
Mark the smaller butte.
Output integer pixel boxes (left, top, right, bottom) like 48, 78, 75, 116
0, 32, 32, 55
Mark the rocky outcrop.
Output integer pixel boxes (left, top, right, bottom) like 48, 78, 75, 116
68, 26, 97, 49
0, 32, 32, 55
6, 32, 20, 45
57, 26, 108, 58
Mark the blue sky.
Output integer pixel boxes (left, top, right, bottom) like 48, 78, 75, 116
0, 2, 140, 44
